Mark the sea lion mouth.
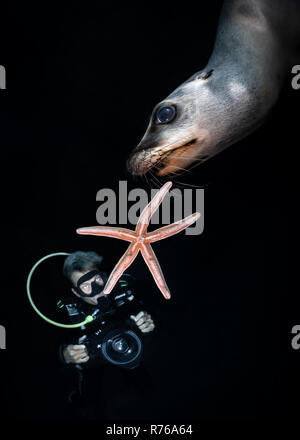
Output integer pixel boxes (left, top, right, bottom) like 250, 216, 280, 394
128, 138, 199, 176
154, 138, 198, 176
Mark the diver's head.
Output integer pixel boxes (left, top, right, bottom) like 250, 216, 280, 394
63, 251, 106, 306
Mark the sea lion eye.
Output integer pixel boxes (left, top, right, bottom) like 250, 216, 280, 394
155, 105, 176, 124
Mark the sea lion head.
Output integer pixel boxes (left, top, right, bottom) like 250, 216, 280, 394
127, 70, 218, 177
127, 65, 265, 177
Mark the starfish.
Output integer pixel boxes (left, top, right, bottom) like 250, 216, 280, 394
76, 181, 200, 299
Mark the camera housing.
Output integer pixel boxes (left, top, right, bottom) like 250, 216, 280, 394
84, 324, 143, 369
58, 275, 145, 369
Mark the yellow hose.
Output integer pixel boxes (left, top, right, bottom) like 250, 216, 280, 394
26, 252, 94, 328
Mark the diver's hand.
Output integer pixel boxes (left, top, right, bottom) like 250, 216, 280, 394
130, 311, 155, 333
63, 344, 89, 364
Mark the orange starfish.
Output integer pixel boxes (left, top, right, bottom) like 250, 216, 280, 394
77, 182, 200, 299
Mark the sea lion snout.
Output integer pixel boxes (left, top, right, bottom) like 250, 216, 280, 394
127, 135, 171, 175
127, 132, 207, 176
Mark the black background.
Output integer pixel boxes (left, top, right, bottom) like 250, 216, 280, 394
0, 1, 298, 424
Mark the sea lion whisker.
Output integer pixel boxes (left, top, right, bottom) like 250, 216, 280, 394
143, 170, 153, 191
148, 170, 164, 190
170, 179, 206, 189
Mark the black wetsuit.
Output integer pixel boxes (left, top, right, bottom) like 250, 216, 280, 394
57, 273, 156, 419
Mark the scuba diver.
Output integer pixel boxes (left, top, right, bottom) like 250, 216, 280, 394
57, 251, 156, 419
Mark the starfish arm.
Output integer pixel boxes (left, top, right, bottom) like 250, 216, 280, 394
140, 242, 171, 300
136, 181, 172, 236
103, 242, 140, 294
146, 212, 201, 243
76, 226, 136, 242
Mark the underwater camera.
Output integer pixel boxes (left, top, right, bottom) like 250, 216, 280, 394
61, 279, 144, 370
83, 323, 143, 370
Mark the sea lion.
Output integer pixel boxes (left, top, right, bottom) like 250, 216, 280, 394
127, 0, 300, 177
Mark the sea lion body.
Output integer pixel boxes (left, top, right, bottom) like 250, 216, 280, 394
127, 0, 300, 176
